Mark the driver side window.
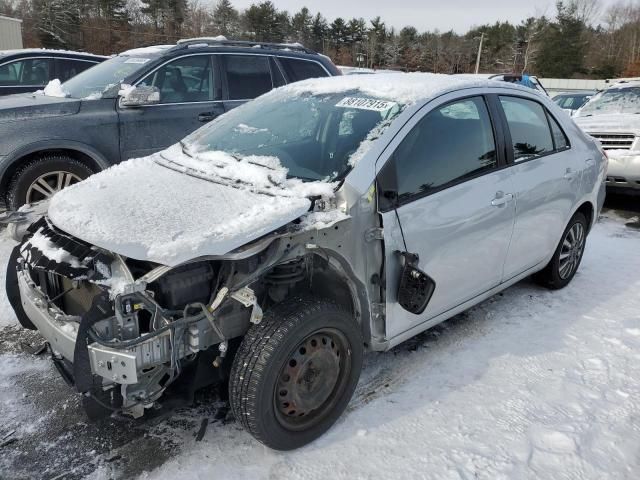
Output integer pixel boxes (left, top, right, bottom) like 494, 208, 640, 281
140, 55, 213, 104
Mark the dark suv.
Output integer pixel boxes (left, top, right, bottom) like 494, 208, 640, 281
0, 49, 106, 96
0, 39, 339, 209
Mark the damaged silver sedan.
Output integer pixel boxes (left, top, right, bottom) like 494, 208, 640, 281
5, 74, 606, 450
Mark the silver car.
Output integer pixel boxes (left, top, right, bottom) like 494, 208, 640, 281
6, 73, 606, 450
574, 81, 640, 192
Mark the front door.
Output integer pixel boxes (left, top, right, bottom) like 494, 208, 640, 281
378, 95, 516, 339
118, 54, 224, 160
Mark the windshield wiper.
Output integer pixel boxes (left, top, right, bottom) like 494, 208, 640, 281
180, 141, 193, 158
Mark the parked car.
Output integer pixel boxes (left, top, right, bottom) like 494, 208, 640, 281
574, 81, 640, 193
6, 73, 605, 450
553, 91, 595, 116
0, 38, 340, 210
458, 73, 549, 95
0, 49, 106, 96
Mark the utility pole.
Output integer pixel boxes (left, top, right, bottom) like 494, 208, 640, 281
475, 32, 484, 74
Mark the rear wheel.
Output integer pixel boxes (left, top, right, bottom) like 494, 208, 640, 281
535, 212, 588, 289
7, 155, 93, 210
229, 297, 363, 450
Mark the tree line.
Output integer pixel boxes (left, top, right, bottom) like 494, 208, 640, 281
1, 0, 639, 78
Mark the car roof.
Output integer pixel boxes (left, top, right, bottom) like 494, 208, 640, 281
119, 38, 326, 60
274, 72, 529, 105
605, 80, 640, 90
0, 48, 107, 60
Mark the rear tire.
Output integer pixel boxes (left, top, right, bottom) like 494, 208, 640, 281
229, 297, 363, 450
7, 155, 94, 210
5, 246, 37, 330
535, 212, 588, 290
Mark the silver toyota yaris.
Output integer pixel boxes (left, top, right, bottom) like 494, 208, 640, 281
6, 73, 607, 450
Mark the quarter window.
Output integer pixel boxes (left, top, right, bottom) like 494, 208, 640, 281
141, 55, 213, 103
548, 114, 569, 150
278, 58, 328, 82
499, 96, 554, 161
224, 55, 273, 100
386, 96, 497, 202
0, 58, 52, 86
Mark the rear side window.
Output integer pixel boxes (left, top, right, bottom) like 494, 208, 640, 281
278, 58, 328, 82
0, 58, 52, 86
224, 55, 273, 100
141, 55, 213, 103
57, 59, 96, 82
500, 96, 554, 161
548, 114, 569, 150
385, 96, 497, 201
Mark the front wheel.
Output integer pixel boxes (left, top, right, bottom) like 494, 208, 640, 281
229, 297, 363, 450
535, 212, 588, 289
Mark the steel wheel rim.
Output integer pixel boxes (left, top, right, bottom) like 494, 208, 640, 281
558, 222, 585, 280
274, 328, 352, 431
25, 171, 82, 204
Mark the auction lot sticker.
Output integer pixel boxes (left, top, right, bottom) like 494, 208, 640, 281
336, 97, 397, 111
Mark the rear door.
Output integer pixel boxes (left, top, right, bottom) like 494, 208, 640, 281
55, 58, 100, 83
220, 54, 276, 112
118, 54, 224, 159
496, 94, 582, 279
378, 93, 516, 339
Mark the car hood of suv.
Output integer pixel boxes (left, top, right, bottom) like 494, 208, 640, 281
574, 113, 640, 134
47, 152, 332, 266
0, 93, 81, 124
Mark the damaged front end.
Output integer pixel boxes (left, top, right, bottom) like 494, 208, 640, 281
16, 216, 269, 419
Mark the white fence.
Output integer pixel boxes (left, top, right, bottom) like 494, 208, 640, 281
0, 16, 23, 50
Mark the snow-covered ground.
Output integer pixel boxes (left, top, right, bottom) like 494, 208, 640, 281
1, 208, 639, 479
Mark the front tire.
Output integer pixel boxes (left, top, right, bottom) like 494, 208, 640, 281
535, 212, 588, 290
229, 297, 363, 450
7, 155, 94, 210
6, 246, 37, 330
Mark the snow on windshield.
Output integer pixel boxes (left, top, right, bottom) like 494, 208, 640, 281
579, 86, 640, 116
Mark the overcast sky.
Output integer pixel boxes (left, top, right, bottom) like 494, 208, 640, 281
229, 0, 617, 33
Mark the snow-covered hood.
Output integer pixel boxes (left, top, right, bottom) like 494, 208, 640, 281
47, 147, 336, 266
0, 93, 81, 124
574, 113, 640, 134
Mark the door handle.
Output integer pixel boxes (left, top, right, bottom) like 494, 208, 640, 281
491, 192, 513, 207
198, 112, 217, 122
563, 168, 577, 180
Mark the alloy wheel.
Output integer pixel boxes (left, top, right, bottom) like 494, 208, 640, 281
25, 171, 83, 204
558, 222, 585, 280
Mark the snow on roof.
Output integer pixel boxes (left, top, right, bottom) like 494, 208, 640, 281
0, 48, 106, 58
279, 72, 490, 106
120, 45, 174, 56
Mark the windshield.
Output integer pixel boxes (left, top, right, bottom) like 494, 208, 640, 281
181, 89, 404, 182
61, 55, 158, 99
579, 87, 640, 116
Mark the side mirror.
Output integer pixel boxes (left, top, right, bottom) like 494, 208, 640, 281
119, 85, 160, 107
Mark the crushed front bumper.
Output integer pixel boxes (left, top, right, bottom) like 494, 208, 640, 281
606, 152, 640, 191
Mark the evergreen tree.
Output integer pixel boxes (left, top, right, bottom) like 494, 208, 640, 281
212, 0, 240, 38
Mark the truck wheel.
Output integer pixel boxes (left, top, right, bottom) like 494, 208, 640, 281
229, 297, 363, 450
7, 156, 93, 210
535, 212, 587, 290
6, 246, 37, 330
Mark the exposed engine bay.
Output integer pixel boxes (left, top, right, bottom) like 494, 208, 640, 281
15, 215, 359, 419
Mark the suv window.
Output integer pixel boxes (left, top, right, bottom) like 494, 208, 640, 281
0, 58, 52, 86
278, 58, 328, 82
500, 96, 554, 161
141, 55, 213, 103
386, 96, 497, 201
224, 55, 273, 100
57, 59, 96, 82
